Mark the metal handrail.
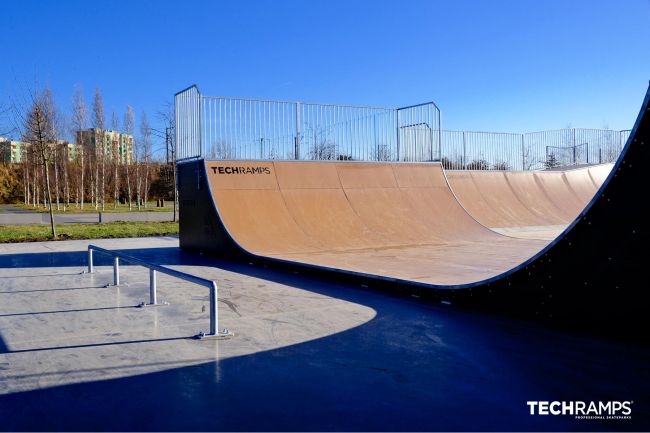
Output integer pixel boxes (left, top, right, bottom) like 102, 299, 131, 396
86, 245, 232, 340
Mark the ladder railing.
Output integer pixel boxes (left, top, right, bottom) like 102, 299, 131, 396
87, 244, 232, 340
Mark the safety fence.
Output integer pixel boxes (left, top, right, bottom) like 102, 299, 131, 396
440, 129, 630, 170
176, 85, 629, 170
176, 85, 441, 162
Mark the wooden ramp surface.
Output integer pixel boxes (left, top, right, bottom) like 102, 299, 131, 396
446, 164, 612, 239
204, 161, 598, 286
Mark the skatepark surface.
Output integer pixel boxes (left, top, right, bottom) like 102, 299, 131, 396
0, 237, 648, 431
181, 161, 611, 287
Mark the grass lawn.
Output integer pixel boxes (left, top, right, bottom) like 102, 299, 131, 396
0, 221, 179, 243
12, 202, 176, 213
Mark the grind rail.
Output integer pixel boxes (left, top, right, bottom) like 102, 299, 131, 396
87, 244, 232, 340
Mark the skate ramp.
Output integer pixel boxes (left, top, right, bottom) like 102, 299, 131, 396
178, 159, 617, 286
446, 164, 613, 239
194, 161, 551, 286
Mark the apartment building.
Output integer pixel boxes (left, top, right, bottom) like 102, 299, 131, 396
76, 128, 134, 164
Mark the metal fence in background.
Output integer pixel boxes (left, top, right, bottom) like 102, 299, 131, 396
175, 85, 441, 162
440, 128, 631, 170
176, 85, 630, 170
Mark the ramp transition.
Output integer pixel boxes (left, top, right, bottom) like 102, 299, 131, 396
446, 163, 613, 239
179, 83, 649, 333
179, 159, 610, 287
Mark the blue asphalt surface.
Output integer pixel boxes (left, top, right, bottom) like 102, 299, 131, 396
0, 246, 648, 431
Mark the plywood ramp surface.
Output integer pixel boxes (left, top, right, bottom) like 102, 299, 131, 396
447, 165, 611, 234
206, 161, 549, 286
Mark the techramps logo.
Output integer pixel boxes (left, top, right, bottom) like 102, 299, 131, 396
527, 400, 633, 420
211, 166, 271, 175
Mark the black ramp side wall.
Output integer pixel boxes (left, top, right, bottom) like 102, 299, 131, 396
177, 159, 241, 256
449, 84, 650, 338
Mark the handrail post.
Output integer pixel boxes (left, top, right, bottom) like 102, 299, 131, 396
84, 244, 232, 340
209, 281, 218, 336
149, 269, 157, 305
113, 257, 120, 285
88, 248, 94, 273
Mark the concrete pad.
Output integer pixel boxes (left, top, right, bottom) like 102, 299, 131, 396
0, 237, 375, 394
0, 237, 648, 431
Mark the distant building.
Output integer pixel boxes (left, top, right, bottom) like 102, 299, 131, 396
0, 138, 26, 163
1, 138, 83, 163
55, 140, 83, 162
76, 128, 134, 164
64, 141, 82, 162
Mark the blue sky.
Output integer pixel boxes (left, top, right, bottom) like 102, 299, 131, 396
1, 0, 649, 152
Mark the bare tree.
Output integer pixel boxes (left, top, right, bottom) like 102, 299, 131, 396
92, 87, 105, 211
58, 113, 71, 210
22, 87, 58, 238
123, 105, 135, 210
111, 110, 120, 208
53, 142, 60, 210
71, 86, 87, 209
140, 111, 151, 208
157, 102, 177, 221
374, 144, 392, 161
308, 139, 337, 160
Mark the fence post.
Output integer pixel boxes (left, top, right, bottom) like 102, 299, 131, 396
521, 134, 526, 170
209, 281, 218, 336
295, 102, 301, 160
149, 269, 157, 305
573, 128, 577, 165
462, 131, 466, 169
396, 109, 401, 162
438, 109, 442, 162
113, 257, 120, 286
88, 248, 94, 273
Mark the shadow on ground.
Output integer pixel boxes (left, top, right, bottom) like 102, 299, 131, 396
0, 247, 648, 431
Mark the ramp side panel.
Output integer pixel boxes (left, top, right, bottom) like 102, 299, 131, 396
469, 171, 549, 227
533, 171, 585, 218
445, 171, 505, 228
563, 168, 599, 204
504, 171, 573, 224
205, 161, 322, 255
214, 189, 323, 255
274, 162, 342, 189
279, 188, 388, 250
177, 160, 240, 255
391, 163, 504, 241
587, 163, 614, 188
337, 163, 398, 188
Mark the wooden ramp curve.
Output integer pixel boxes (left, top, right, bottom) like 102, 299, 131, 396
445, 164, 612, 239
190, 160, 606, 287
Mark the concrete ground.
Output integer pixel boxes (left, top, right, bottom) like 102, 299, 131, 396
0, 237, 648, 431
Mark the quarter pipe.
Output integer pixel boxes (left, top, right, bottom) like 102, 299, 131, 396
179, 83, 649, 332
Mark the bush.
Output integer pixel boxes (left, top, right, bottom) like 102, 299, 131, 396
0, 164, 24, 203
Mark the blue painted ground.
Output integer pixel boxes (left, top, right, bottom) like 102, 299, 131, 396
0, 246, 648, 431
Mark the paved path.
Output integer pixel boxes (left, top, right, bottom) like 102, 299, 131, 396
0, 237, 647, 431
0, 205, 33, 214
0, 207, 176, 224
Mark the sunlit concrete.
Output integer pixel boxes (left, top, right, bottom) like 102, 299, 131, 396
0, 236, 648, 431
0, 236, 375, 394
